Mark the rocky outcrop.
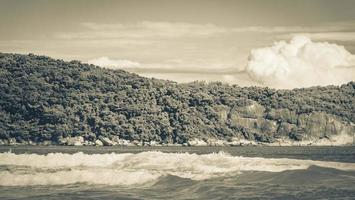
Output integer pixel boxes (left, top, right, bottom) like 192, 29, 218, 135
94, 139, 103, 146
1, 100, 352, 146
275, 122, 297, 138
230, 115, 277, 135
266, 109, 298, 124
213, 105, 230, 122
98, 136, 114, 146
229, 101, 277, 140
296, 112, 353, 139
227, 100, 354, 145
187, 139, 208, 146
231, 101, 265, 119
59, 136, 84, 146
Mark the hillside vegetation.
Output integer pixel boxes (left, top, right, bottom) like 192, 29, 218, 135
0, 53, 354, 145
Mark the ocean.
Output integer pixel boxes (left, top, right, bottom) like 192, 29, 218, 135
0, 146, 354, 200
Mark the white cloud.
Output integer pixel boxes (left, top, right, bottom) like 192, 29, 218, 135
246, 35, 355, 89
88, 57, 141, 69
87, 56, 242, 72
285, 32, 355, 41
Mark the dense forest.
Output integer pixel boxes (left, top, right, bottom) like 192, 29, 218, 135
0, 53, 354, 145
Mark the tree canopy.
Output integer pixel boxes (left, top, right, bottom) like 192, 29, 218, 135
0, 53, 354, 144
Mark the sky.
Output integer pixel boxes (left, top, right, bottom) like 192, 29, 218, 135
1, 0, 355, 88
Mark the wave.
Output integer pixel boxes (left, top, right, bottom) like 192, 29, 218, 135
0, 151, 355, 186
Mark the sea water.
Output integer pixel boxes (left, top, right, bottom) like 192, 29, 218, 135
0, 146, 354, 199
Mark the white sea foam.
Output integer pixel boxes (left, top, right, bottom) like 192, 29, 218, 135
0, 169, 160, 186
266, 133, 354, 146
0, 151, 354, 186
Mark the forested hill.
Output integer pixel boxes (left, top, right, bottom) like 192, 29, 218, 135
0, 53, 354, 145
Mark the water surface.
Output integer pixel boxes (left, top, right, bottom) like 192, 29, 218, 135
0, 146, 354, 200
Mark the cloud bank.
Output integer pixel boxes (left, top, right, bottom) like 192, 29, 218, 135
246, 35, 355, 88
88, 57, 141, 69
278, 32, 355, 42
56, 22, 228, 40
87, 35, 355, 89
55, 21, 355, 41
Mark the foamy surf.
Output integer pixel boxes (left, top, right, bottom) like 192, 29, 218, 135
0, 151, 354, 186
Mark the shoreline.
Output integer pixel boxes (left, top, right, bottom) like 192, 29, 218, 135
0, 136, 353, 147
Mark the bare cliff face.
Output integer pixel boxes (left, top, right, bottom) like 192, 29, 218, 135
223, 101, 354, 144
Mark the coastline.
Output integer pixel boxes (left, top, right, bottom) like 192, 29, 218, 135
1, 134, 353, 147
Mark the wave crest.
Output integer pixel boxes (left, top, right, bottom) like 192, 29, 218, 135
1, 151, 354, 186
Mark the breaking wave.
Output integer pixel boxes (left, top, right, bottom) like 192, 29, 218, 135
1, 151, 354, 186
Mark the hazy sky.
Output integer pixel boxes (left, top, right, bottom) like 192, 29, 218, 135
1, 0, 355, 88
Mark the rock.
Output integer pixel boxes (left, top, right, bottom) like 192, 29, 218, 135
66, 136, 84, 146
238, 139, 258, 146
206, 139, 225, 146
95, 139, 103, 146
230, 115, 257, 129
324, 116, 353, 138
298, 112, 327, 139
8, 138, 17, 145
99, 136, 114, 146
132, 140, 142, 146
276, 122, 297, 137
226, 137, 243, 146
257, 118, 277, 134
143, 141, 150, 146
149, 141, 159, 146
84, 132, 97, 142
116, 139, 131, 146
289, 130, 304, 141
213, 105, 230, 122
230, 115, 277, 135
125, 140, 136, 146
187, 139, 207, 146
0, 139, 7, 145
267, 109, 298, 124
58, 137, 68, 145
227, 140, 240, 146
231, 101, 265, 119
83, 141, 95, 146
297, 112, 353, 140
111, 136, 120, 143
242, 131, 255, 140
297, 113, 308, 127
15, 137, 25, 144
73, 141, 83, 146
167, 143, 182, 147
254, 134, 275, 143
